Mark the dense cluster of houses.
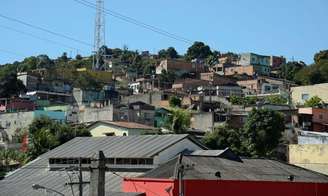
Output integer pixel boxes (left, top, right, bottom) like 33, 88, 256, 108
1, 52, 328, 195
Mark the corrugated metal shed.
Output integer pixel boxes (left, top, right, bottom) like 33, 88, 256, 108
0, 134, 200, 196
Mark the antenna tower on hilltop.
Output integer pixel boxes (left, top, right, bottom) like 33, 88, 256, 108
93, 0, 106, 70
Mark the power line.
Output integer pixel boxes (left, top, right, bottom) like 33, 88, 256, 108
72, 0, 194, 44
0, 13, 93, 47
0, 24, 85, 53
0, 48, 25, 58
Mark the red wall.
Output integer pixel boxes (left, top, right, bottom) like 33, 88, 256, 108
123, 178, 328, 196
123, 178, 177, 196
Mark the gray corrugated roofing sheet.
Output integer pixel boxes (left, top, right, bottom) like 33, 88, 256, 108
142, 155, 328, 183
191, 150, 225, 156
0, 134, 193, 196
43, 134, 190, 158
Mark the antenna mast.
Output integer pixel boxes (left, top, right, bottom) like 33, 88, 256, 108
93, 0, 106, 70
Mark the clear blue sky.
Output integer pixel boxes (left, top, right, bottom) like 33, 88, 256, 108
1, 0, 327, 65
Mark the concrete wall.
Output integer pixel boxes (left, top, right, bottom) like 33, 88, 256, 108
289, 144, 328, 175
190, 112, 213, 132
291, 83, 328, 105
124, 179, 328, 196
121, 92, 162, 107
298, 135, 328, 144
0, 112, 34, 138
225, 65, 255, 76
78, 105, 113, 123
0, 110, 66, 139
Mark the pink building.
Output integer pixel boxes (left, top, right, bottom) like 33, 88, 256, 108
0, 98, 35, 112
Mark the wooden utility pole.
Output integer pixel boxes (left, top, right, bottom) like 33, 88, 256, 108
79, 157, 83, 196
89, 151, 106, 196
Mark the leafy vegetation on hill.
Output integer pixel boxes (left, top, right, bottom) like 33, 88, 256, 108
203, 108, 285, 159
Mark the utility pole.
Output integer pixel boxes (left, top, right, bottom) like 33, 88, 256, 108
177, 154, 184, 196
89, 151, 106, 196
64, 161, 90, 196
93, 0, 106, 70
79, 157, 83, 196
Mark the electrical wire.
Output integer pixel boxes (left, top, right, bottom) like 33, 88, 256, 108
72, 0, 194, 44
0, 13, 93, 47
0, 48, 25, 57
0, 24, 85, 53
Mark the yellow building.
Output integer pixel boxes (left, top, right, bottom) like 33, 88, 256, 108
87, 121, 159, 137
289, 144, 328, 175
291, 83, 328, 105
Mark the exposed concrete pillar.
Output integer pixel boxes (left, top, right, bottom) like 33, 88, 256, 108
89, 151, 106, 196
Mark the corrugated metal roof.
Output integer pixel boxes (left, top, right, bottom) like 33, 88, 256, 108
88, 121, 158, 130
42, 134, 190, 158
141, 155, 328, 183
191, 150, 225, 156
0, 134, 198, 196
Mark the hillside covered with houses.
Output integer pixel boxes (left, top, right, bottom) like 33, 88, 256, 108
1, 43, 328, 195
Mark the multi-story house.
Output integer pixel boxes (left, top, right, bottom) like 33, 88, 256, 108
291, 83, 328, 106
238, 53, 270, 66
237, 76, 294, 95
113, 101, 155, 126
295, 108, 328, 132
270, 56, 286, 68
156, 59, 205, 76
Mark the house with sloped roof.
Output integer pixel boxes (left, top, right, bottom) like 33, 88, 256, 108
87, 121, 160, 136
0, 134, 206, 196
123, 149, 328, 196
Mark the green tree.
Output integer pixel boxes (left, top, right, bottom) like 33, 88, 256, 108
36, 54, 54, 69
202, 125, 243, 154
158, 47, 178, 59
205, 54, 218, 67
304, 96, 324, 107
165, 108, 191, 134
75, 54, 83, 60
264, 95, 287, 105
159, 70, 176, 88
186, 41, 212, 60
229, 96, 257, 106
0, 72, 26, 98
166, 47, 178, 59
278, 61, 306, 81
293, 50, 328, 85
169, 96, 181, 107
158, 49, 167, 59
314, 50, 328, 64
0, 149, 30, 175
28, 117, 90, 158
243, 109, 285, 157
229, 95, 244, 105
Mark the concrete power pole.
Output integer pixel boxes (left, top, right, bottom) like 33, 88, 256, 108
89, 151, 106, 196
93, 0, 106, 70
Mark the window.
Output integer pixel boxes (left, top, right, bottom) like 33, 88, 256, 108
302, 93, 309, 101
145, 159, 153, 165
319, 114, 323, 120
106, 158, 114, 164
105, 132, 115, 136
116, 158, 123, 164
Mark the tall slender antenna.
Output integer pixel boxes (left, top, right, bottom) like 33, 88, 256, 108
94, 0, 106, 70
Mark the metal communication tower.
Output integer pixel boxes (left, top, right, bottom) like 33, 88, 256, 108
93, 0, 106, 70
